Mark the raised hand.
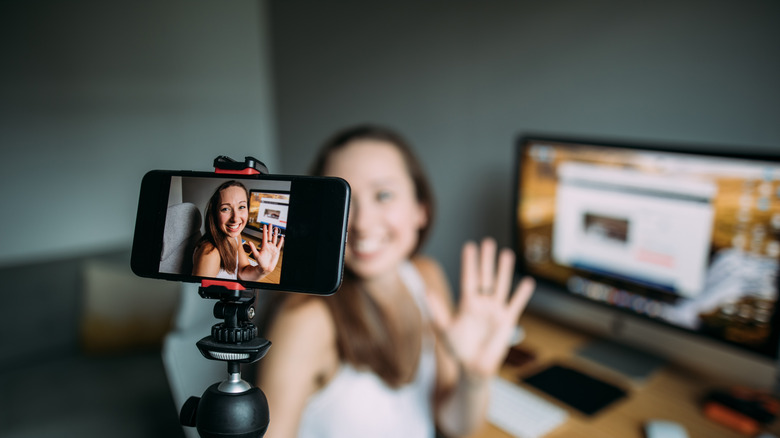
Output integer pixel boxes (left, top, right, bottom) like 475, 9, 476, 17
428, 237, 535, 378
243, 224, 285, 280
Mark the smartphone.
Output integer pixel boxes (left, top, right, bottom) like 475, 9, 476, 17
131, 170, 350, 295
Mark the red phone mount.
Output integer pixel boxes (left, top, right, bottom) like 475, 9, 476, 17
213, 155, 269, 176
194, 156, 269, 364
180, 156, 272, 438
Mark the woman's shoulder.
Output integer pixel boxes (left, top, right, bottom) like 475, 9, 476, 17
192, 240, 221, 276
411, 255, 446, 281
280, 294, 332, 315
257, 294, 340, 418
270, 295, 336, 344
194, 240, 217, 257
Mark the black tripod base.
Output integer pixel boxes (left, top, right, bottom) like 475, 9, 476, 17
181, 383, 269, 438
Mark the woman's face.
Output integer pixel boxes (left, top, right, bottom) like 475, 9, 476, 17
323, 140, 427, 281
217, 185, 248, 239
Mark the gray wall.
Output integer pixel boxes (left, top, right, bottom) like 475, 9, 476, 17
0, 0, 276, 366
269, 0, 780, 284
0, 0, 277, 267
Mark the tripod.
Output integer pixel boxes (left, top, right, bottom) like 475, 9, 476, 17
179, 156, 273, 437
179, 282, 271, 437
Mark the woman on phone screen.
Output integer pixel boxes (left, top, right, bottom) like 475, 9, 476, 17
193, 180, 284, 282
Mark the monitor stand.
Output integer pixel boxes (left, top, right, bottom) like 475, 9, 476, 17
575, 337, 666, 383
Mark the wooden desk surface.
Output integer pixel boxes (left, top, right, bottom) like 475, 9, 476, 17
471, 313, 779, 438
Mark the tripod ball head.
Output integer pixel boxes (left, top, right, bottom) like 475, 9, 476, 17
181, 383, 269, 438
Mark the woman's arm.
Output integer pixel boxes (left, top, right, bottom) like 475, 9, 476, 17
422, 239, 535, 437
256, 296, 339, 438
418, 256, 484, 436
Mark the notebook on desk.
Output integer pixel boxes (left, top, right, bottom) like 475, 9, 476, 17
523, 364, 628, 416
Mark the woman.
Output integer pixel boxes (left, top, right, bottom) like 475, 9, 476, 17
193, 180, 284, 281
256, 125, 535, 437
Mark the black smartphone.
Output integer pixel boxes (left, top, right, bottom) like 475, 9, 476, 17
131, 170, 350, 295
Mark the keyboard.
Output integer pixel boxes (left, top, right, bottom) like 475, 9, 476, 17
487, 377, 568, 438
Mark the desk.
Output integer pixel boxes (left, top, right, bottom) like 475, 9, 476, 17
472, 313, 780, 438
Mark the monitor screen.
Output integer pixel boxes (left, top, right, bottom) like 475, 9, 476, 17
247, 189, 289, 237
514, 136, 780, 359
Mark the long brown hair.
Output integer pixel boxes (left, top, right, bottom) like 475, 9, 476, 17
195, 180, 248, 274
262, 124, 436, 387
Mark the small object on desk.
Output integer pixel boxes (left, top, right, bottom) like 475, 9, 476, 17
523, 364, 627, 416
504, 345, 537, 367
511, 324, 526, 346
702, 387, 780, 435
643, 419, 690, 438
487, 377, 568, 438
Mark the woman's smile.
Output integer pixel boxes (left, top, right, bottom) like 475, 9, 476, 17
352, 237, 383, 257
225, 221, 243, 234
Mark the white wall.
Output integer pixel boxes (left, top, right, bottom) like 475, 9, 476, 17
0, 0, 277, 267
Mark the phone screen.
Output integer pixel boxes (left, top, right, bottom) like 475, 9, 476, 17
131, 170, 350, 295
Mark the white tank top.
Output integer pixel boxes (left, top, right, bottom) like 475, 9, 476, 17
296, 261, 437, 438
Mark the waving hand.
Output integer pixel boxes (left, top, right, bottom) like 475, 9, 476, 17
241, 224, 285, 281
428, 238, 535, 378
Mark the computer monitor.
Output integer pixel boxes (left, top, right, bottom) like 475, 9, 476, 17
513, 134, 780, 388
245, 189, 289, 238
